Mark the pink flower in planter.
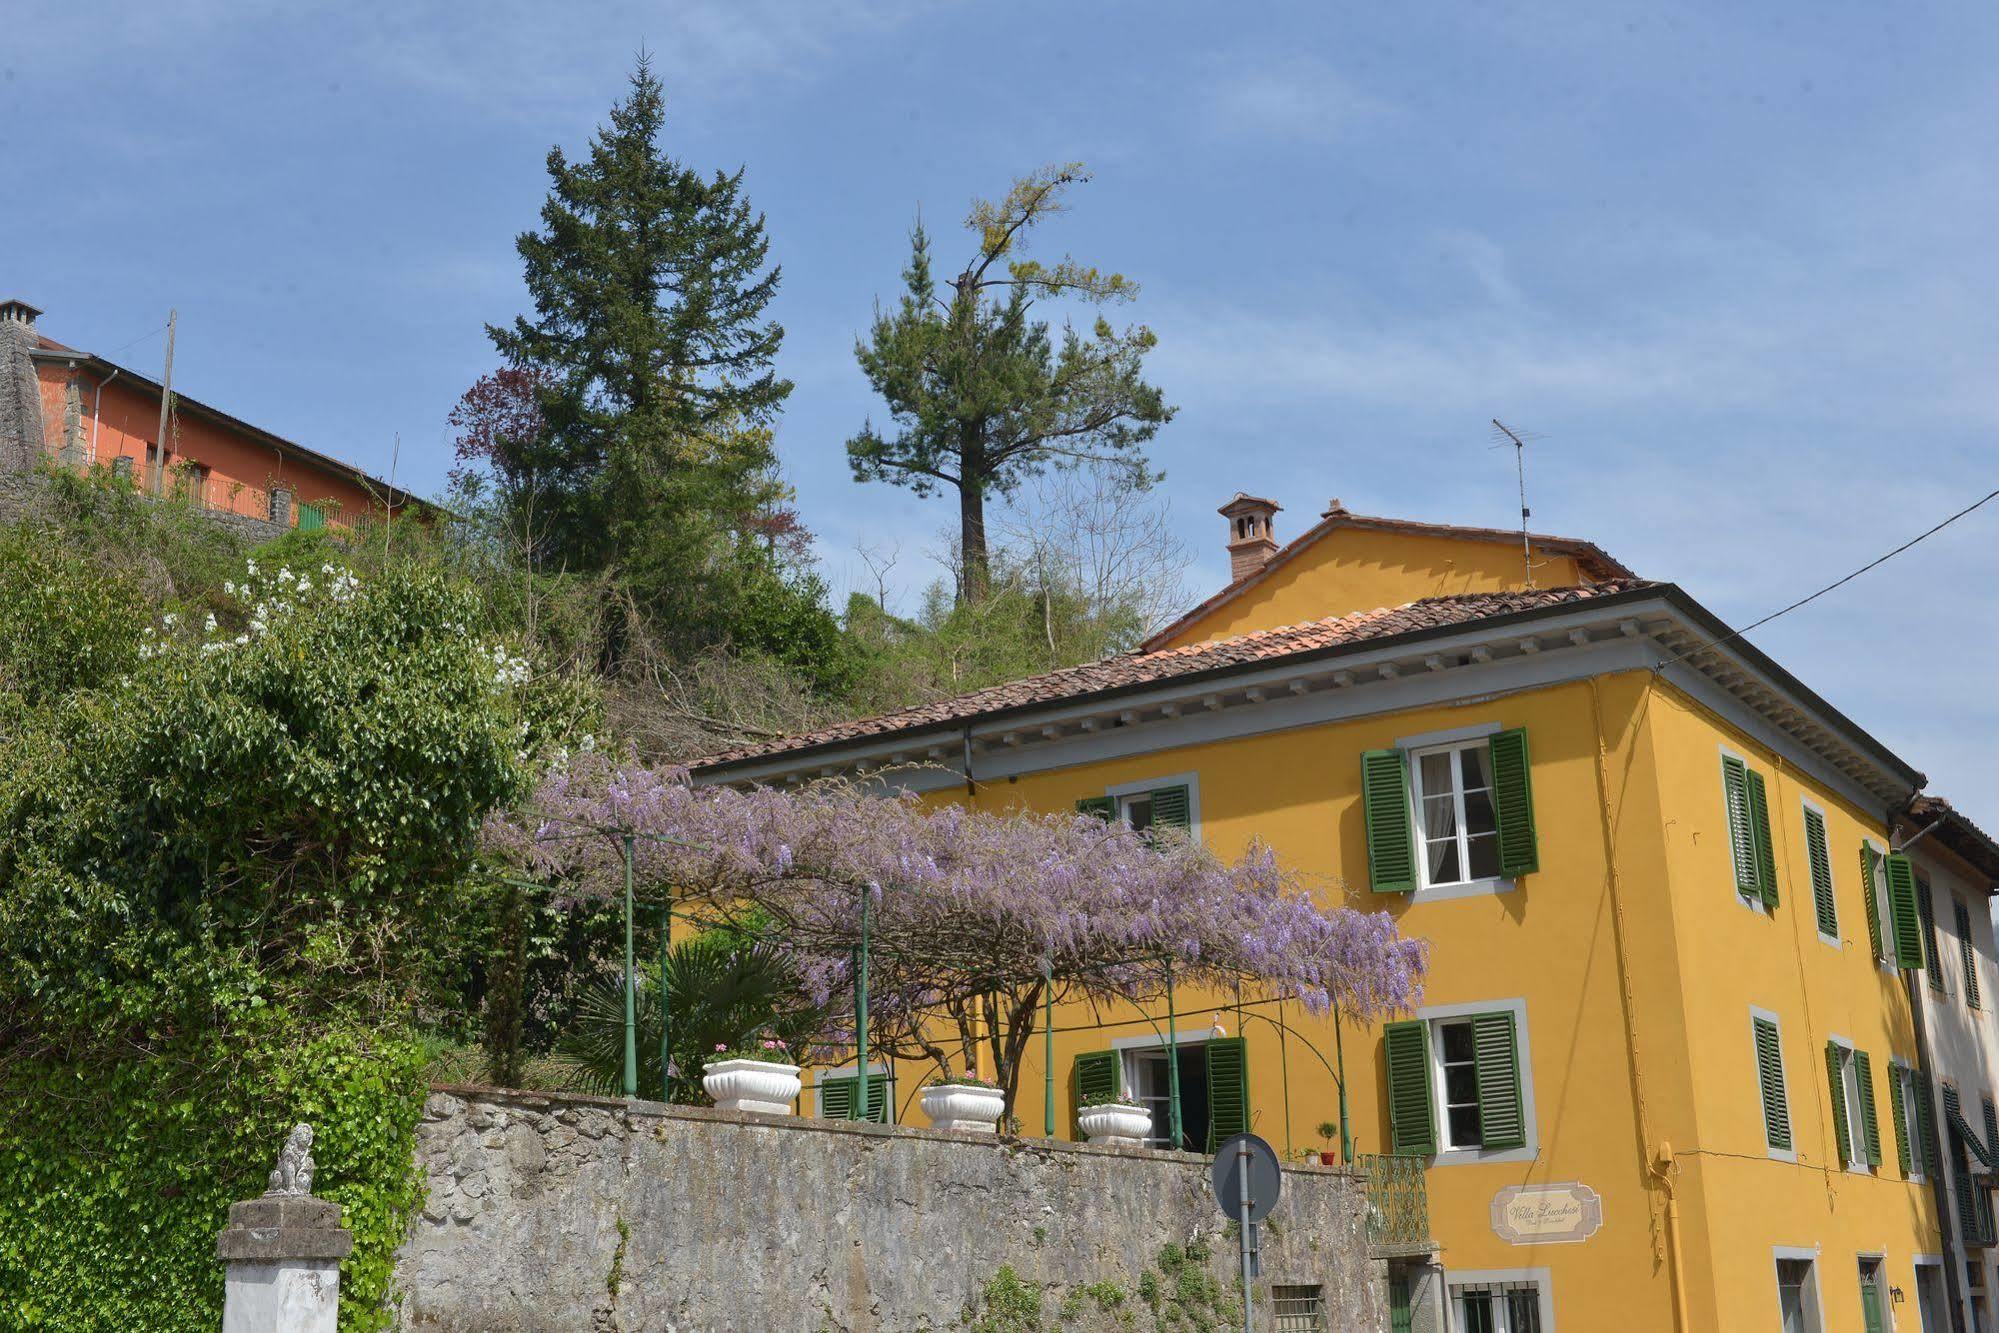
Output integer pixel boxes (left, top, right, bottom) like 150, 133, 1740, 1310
714, 1043, 727, 1052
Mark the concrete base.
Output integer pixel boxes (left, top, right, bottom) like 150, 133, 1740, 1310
223, 1259, 341, 1333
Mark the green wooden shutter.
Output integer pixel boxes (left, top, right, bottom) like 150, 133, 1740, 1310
1889, 1066, 1912, 1177
1384, 1020, 1435, 1155
1472, 1011, 1525, 1151
818, 1075, 855, 1120
1149, 785, 1192, 832
1388, 1274, 1413, 1333
1362, 750, 1417, 893
1957, 900, 1983, 1010
1918, 874, 1944, 990
1982, 1096, 1998, 1163
1753, 1018, 1791, 1152
1205, 1037, 1250, 1151
1860, 846, 1885, 961
1746, 769, 1779, 908
1071, 1050, 1121, 1140
1803, 808, 1837, 938
1486, 728, 1539, 877
297, 501, 325, 533
1826, 1042, 1852, 1166
1915, 1078, 1938, 1176
1076, 796, 1115, 821
1854, 1050, 1881, 1166
1885, 854, 1923, 972
1722, 757, 1758, 898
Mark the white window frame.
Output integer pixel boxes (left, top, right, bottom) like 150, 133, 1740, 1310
1413, 997, 1537, 1167
1772, 1247, 1825, 1333
1721, 746, 1771, 917
1109, 1029, 1219, 1151
1101, 771, 1201, 842
1433, 1016, 1484, 1152
1444, 1267, 1554, 1333
1398, 722, 1513, 902
1800, 798, 1840, 949
1750, 1005, 1797, 1164
1827, 1036, 1872, 1174
1895, 1058, 1928, 1184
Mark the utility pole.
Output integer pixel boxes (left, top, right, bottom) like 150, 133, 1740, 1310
154, 310, 177, 494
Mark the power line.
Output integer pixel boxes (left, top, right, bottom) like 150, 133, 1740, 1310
1658, 482, 1999, 669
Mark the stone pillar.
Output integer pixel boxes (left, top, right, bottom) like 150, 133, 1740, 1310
269, 484, 293, 527
216, 1124, 351, 1333
0, 320, 44, 475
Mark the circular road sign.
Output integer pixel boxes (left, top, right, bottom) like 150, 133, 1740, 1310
1210, 1132, 1282, 1224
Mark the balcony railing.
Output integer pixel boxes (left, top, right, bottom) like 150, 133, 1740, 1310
1357, 1152, 1435, 1256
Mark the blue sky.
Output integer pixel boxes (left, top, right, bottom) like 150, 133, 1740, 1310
9, 2, 1999, 817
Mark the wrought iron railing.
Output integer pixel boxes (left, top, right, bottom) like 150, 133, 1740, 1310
1357, 1152, 1434, 1255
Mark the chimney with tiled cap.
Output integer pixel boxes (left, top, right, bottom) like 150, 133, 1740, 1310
1219, 492, 1281, 582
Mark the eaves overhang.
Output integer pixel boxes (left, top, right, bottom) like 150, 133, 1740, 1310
693, 584, 1924, 813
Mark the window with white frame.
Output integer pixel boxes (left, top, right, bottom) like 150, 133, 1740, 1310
1903, 1067, 1929, 1182
1832, 1044, 1869, 1171
1410, 741, 1502, 888
1436, 1018, 1484, 1149
1775, 1255, 1822, 1333
1449, 1277, 1546, 1333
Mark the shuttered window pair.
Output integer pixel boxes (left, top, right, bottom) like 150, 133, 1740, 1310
1383, 1011, 1525, 1155
1826, 1042, 1881, 1170
1956, 899, 1984, 1011
1721, 756, 1778, 908
1362, 730, 1537, 892
1752, 1017, 1791, 1153
1857, 844, 1925, 971
1888, 1063, 1935, 1179
1076, 784, 1191, 836
818, 1073, 889, 1123
1068, 1038, 1248, 1152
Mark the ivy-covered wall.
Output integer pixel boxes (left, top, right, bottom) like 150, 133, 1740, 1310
0, 1024, 427, 1331
396, 1087, 1388, 1332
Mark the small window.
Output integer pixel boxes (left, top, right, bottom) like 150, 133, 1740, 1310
1437, 1019, 1483, 1149
1119, 790, 1158, 832
1271, 1284, 1324, 1331
1450, 1279, 1545, 1333
1410, 741, 1502, 888
1776, 1257, 1822, 1333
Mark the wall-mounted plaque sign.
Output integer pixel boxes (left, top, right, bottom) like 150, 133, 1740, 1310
1490, 1183, 1603, 1245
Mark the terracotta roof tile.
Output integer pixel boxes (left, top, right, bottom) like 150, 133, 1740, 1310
697, 579, 1657, 771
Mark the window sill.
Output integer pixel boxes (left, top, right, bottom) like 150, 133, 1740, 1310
1767, 1146, 1799, 1164
1817, 932, 1842, 950
1427, 1143, 1537, 1168
1410, 876, 1516, 904
1737, 892, 1771, 916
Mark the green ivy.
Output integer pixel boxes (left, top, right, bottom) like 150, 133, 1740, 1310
0, 1019, 425, 1331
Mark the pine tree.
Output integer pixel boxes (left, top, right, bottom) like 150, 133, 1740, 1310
490, 54, 791, 571
847, 165, 1173, 601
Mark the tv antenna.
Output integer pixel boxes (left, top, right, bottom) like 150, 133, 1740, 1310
1490, 418, 1539, 588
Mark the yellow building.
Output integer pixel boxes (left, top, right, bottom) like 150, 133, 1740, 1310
697, 495, 1948, 1333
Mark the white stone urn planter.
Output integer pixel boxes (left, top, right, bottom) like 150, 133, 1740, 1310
921, 1083, 1008, 1133
1077, 1102, 1153, 1148
703, 1059, 803, 1115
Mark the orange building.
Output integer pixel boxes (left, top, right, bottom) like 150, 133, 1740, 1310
0, 298, 412, 531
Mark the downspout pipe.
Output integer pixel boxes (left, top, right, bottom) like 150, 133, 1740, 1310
89, 366, 119, 465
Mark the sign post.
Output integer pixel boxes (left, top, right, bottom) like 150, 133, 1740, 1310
1210, 1132, 1280, 1333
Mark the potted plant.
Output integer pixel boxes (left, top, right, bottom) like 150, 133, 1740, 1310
920, 1070, 1008, 1133
1316, 1120, 1341, 1166
1077, 1101, 1153, 1148
702, 1037, 803, 1115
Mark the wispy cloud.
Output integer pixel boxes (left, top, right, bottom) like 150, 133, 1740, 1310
1201, 53, 1388, 145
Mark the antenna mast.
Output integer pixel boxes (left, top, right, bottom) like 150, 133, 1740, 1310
1491, 418, 1533, 589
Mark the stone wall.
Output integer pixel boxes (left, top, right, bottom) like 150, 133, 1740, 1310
395, 1085, 1388, 1333
0, 465, 293, 544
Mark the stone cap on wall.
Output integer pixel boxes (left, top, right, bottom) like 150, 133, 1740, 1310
215, 1194, 354, 1263
425, 1081, 1366, 1180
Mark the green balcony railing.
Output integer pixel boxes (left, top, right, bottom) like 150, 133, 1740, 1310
1357, 1152, 1435, 1256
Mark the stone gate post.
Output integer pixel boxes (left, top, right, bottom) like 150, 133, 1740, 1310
215, 1124, 352, 1333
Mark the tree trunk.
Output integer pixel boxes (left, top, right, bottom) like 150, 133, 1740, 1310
959, 481, 990, 603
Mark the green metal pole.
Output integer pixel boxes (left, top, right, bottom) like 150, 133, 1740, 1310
854, 884, 871, 1120
1165, 959, 1184, 1152
622, 833, 637, 1100
1043, 959, 1055, 1139
1333, 998, 1351, 1165
659, 896, 672, 1104
1278, 995, 1293, 1155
